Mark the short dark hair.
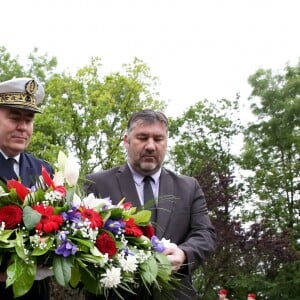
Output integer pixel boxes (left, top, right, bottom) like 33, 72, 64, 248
127, 109, 169, 133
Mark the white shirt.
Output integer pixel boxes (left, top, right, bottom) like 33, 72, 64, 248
127, 163, 161, 205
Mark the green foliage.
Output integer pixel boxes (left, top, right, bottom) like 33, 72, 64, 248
168, 98, 245, 298
168, 98, 242, 177
241, 60, 300, 231
0, 46, 57, 82
239, 59, 300, 297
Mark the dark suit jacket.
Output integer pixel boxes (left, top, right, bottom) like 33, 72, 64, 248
0, 151, 53, 300
0, 151, 53, 187
84, 164, 216, 300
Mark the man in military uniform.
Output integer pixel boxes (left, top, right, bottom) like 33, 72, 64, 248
0, 77, 53, 300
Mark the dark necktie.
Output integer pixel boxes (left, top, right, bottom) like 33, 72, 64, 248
143, 176, 156, 222
7, 157, 17, 178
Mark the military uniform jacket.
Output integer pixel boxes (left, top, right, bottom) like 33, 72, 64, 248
0, 151, 54, 187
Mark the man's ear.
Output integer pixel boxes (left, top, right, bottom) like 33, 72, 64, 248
123, 134, 129, 150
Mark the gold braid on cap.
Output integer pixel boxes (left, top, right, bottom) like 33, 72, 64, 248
0, 79, 39, 110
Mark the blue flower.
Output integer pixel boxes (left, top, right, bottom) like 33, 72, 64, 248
62, 207, 81, 223
57, 230, 69, 241
55, 240, 77, 257
151, 236, 166, 253
104, 219, 123, 235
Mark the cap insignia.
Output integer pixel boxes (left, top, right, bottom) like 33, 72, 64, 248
25, 80, 38, 95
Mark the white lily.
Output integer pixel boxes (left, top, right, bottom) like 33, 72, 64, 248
57, 151, 68, 173
82, 193, 111, 211
53, 171, 64, 186
64, 156, 80, 186
72, 192, 82, 207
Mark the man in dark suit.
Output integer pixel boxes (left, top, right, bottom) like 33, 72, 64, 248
84, 109, 216, 300
0, 77, 53, 300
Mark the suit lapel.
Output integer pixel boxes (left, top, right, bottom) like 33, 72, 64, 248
116, 164, 141, 207
156, 169, 176, 239
18, 153, 36, 187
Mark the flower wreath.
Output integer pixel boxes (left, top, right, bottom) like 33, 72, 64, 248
0, 151, 179, 299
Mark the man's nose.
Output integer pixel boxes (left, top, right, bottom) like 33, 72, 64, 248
16, 120, 28, 130
145, 139, 155, 150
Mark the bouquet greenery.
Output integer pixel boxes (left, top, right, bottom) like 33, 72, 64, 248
0, 152, 178, 299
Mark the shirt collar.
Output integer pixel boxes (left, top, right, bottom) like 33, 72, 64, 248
127, 162, 161, 185
0, 149, 21, 163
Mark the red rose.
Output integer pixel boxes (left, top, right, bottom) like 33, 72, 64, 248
124, 218, 143, 237
6, 180, 30, 202
141, 224, 155, 239
80, 207, 103, 229
33, 204, 64, 233
96, 232, 117, 258
0, 205, 23, 229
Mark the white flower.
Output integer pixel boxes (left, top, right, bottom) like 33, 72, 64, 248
64, 156, 80, 186
82, 193, 111, 211
56, 151, 80, 186
53, 171, 64, 186
57, 151, 68, 172
100, 267, 122, 288
71, 192, 82, 207
117, 253, 138, 272
160, 238, 178, 249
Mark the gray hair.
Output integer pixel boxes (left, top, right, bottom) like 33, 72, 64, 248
127, 109, 169, 133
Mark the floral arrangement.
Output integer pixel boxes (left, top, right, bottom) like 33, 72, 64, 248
0, 152, 178, 299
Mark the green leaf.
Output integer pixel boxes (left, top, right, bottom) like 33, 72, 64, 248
53, 255, 73, 287
71, 236, 94, 250
79, 266, 98, 295
0, 229, 16, 248
140, 256, 158, 284
15, 230, 27, 260
132, 210, 151, 225
0, 229, 15, 241
77, 253, 106, 265
6, 254, 36, 298
70, 261, 80, 288
155, 253, 172, 282
108, 207, 124, 219
23, 206, 41, 231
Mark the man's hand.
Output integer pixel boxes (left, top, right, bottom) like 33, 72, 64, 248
163, 247, 186, 272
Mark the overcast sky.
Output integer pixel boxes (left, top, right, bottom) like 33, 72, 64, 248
1, 0, 299, 119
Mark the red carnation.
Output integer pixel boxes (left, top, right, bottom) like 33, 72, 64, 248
6, 179, 30, 202
141, 224, 155, 239
124, 218, 143, 237
96, 232, 117, 258
80, 207, 103, 229
33, 204, 64, 233
0, 205, 23, 229
122, 202, 132, 210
